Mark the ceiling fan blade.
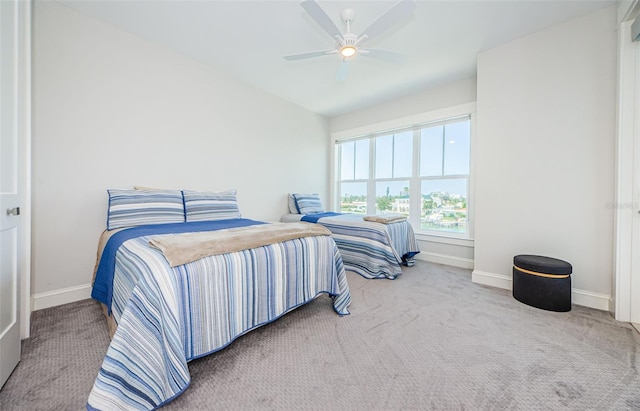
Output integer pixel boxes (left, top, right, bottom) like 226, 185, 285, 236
301, 0, 342, 40
359, 48, 406, 64
283, 50, 336, 61
359, 0, 416, 43
335, 60, 350, 82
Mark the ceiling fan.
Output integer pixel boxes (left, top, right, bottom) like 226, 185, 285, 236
284, 0, 416, 81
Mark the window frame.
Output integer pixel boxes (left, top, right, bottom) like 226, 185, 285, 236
331, 103, 476, 241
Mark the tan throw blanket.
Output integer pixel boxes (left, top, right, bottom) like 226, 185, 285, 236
363, 214, 407, 224
149, 222, 332, 267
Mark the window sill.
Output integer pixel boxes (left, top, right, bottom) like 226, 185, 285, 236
415, 232, 474, 248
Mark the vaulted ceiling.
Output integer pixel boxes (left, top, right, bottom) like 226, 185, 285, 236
58, 0, 615, 117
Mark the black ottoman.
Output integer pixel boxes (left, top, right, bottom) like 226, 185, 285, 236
513, 254, 572, 312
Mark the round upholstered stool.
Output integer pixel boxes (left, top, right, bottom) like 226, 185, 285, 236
512, 255, 572, 312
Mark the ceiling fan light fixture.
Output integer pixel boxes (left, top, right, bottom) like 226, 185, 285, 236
340, 45, 357, 58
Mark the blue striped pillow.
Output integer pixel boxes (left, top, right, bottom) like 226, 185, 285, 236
183, 189, 242, 222
293, 193, 325, 214
107, 189, 185, 230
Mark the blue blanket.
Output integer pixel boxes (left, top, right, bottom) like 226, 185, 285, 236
92, 219, 264, 312
301, 212, 343, 224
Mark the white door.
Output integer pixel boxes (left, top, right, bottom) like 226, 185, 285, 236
0, 0, 24, 389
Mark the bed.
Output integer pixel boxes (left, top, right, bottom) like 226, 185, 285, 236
87, 189, 351, 411
282, 193, 420, 280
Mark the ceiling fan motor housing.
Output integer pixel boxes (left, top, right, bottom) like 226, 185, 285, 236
340, 33, 358, 47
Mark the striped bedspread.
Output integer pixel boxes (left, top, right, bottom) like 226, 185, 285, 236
87, 221, 351, 410
300, 213, 420, 279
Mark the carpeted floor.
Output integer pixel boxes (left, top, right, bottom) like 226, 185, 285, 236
1, 261, 639, 410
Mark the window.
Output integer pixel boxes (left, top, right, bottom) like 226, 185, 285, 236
335, 114, 472, 237
339, 140, 369, 214
374, 130, 412, 216
419, 120, 470, 233
375, 131, 412, 178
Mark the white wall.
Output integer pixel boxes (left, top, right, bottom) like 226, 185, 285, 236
330, 77, 477, 134
473, 6, 617, 310
31, 2, 329, 308
330, 78, 477, 269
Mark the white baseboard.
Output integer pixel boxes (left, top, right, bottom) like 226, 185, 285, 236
572, 289, 612, 312
471, 270, 611, 312
471, 270, 510, 289
416, 252, 474, 269
31, 269, 611, 313
31, 283, 92, 311
29, 255, 472, 310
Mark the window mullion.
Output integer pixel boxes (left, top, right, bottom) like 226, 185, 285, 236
368, 138, 376, 214
335, 144, 341, 210
352, 142, 357, 181
391, 134, 395, 179
441, 126, 446, 176
411, 129, 421, 229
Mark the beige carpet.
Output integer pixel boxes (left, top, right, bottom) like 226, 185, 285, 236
1, 261, 639, 410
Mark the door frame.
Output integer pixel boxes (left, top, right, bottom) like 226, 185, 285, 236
614, 9, 640, 323
18, 0, 31, 340
7, 0, 32, 340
